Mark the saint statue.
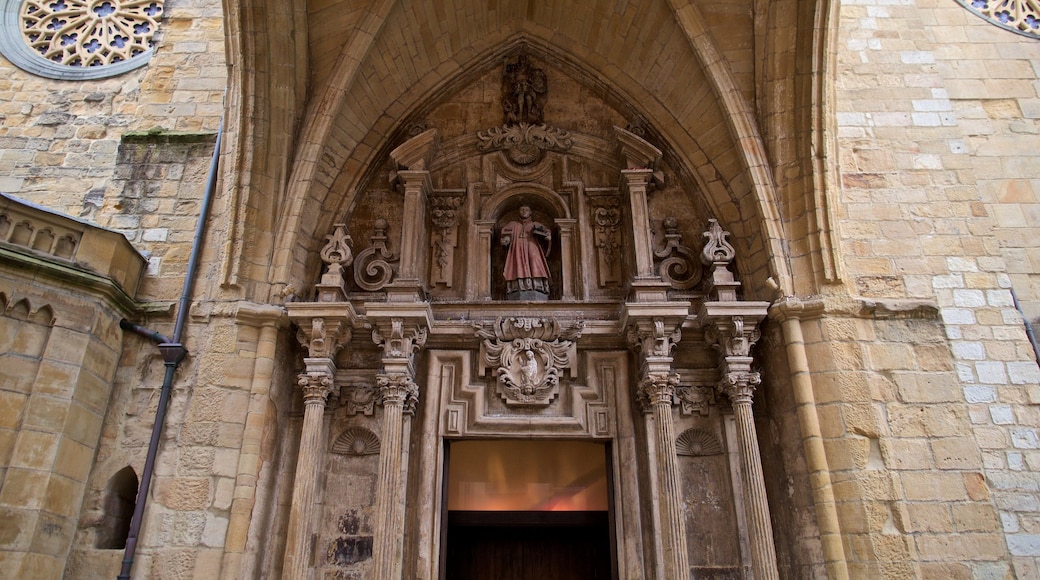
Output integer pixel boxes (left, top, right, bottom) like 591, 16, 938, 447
500, 205, 552, 300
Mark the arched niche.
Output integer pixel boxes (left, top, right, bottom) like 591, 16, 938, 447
96, 466, 138, 550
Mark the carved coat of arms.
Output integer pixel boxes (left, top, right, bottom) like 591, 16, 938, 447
476, 317, 583, 406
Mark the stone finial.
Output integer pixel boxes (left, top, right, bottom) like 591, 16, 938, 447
317, 224, 353, 301
701, 219, 739, 302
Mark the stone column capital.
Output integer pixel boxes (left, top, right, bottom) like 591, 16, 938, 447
717, 368, 762, 405
298, 357, 336, 404
377, 372, 420, 415
638, 371, 680, 412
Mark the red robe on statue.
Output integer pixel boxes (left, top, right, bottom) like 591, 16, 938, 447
501, 217, 551, 295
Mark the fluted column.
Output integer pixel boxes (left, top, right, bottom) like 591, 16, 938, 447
370, 373, 418, 580
282, 359, 335, 580
638, 371, 690, 579
365, 308, 430, 580
719, 363, 779, 580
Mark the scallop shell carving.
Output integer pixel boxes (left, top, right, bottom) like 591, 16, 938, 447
331, 427, 381, 456
676, 428, 723, 457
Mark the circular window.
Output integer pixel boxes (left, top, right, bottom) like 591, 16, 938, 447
955, 0, 1040, 39
0, 0, 163, 80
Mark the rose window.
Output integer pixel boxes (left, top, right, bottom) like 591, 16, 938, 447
955, 0, 1040, 38
0, 0, 162, 79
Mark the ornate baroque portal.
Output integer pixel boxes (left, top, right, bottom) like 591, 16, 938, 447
283, 53, 778, 579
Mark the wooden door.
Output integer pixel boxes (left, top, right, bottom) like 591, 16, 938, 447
444, 511, 612, 580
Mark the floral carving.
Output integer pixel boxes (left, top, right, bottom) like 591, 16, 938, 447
372, 318, 427, 360
353, 218, 397, 291
628, 318, 682, 358
653, 217, 702, 290
319, 224, 353, 288
476, 123, 573, 165
476, 317, 583, 406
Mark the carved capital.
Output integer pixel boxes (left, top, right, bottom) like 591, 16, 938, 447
717, 370, 761, 405
704, 315, 761, 358
372, 318, 428, 360
627, 317, 682, 359
294, 316, 352, 359
297, 371, 334, 405
637, 372, 680, 412
377, 373, 419, 414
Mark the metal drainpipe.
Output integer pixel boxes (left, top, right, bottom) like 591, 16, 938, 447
117, 117, 223, 580
1011, 287, 1040, 364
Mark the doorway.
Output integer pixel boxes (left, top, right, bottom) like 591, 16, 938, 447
442, 440, 615, 580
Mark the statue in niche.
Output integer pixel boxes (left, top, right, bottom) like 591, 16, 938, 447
500, 205, 552, 300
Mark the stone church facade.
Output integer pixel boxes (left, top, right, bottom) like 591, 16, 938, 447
1, 0, 1039, 578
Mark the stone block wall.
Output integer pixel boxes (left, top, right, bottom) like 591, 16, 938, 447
836, 0, 1040, 575
0, 200, 141, 577
0, 0, 226, 264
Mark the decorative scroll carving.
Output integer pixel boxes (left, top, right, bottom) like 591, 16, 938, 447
341, 384, 379, 416
352, 218, 398, 291
590, 196, 622, 286
653, 217, 702, 290
331, 427, 381, 456
676, 386, 715, 416
676, 428, 724, 456
476, 123, 573, 165
502, 53, 546, 125
476, 317, 583, 407
429, 196, 463, 287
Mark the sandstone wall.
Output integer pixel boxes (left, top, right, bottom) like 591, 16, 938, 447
835, 0, 1040, 576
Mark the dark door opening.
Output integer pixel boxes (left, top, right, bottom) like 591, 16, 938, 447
441, 440, 616, 580
445, 511, 611, 580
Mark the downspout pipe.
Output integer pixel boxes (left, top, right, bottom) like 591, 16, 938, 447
118, 118, 223, 580
1011, 287, 1040, 364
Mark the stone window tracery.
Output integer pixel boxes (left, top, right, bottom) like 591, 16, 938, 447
0, 0, 162, 79
955, 0, 1040, 38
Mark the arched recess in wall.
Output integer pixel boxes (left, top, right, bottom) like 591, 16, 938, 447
261, 9, 793, 301
96, 466, 138, 550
